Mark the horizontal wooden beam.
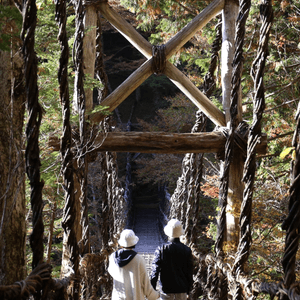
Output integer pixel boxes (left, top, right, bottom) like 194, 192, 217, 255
94, 132, 227, 153
47, 131, 267, 154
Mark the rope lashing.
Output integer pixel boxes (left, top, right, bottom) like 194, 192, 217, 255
151, 45, 166, 75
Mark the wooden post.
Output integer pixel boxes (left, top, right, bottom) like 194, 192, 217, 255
83, 4, 97, 111
221, 0, 239, 125
73, 3, 97, 112
221, 0, 244, 249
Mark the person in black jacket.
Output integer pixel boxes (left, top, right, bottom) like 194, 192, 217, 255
150, 219, 193, 300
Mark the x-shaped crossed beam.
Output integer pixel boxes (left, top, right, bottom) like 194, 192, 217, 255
90, 0, 226, 127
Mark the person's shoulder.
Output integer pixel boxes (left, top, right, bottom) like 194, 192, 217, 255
134, 253, 145, 263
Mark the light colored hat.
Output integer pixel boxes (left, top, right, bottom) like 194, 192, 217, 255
118, 229, 139, 247
164, 219, 184, 238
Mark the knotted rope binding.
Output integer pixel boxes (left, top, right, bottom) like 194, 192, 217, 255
151, 45, 166, 75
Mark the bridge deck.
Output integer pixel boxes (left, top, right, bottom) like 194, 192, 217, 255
133, 207, 165, 274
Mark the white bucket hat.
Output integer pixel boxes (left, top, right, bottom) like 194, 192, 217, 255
118, 229, 139, 247
164, 219, 184, 238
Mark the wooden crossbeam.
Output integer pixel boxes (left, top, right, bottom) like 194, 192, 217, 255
49, 132, 267, 154
164, 63, 225, 126
90, 0, 226, 127
90, 59, 153, 124
164, 0, 225, 59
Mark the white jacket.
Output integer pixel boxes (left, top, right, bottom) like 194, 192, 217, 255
108, 251, 159, 300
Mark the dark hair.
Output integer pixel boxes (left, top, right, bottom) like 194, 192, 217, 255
122, 245, 136, 249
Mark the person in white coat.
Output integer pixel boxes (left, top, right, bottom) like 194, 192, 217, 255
108, 229, 160, 300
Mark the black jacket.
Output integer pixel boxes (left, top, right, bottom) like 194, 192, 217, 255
150, 238, 193, 294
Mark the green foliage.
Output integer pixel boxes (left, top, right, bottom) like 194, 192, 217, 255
52, 265, 62, 278
0, 5, 22, 51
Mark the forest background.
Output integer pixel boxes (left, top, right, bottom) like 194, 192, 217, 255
0, 0, 300, 288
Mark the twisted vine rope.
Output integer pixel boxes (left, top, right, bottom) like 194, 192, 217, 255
21, 0, 45, 280
55, 0, 80, 298
281, 33, 300, 300
233, 0, 273, 285
166, 18, 224, 298
73, 0, 90, 256
0, 263, 51, 300
203, 16, 222, 98
226, 0, 251, 298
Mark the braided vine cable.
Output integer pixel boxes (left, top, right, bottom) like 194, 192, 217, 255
55, 0, 80, 298
203, 16, 222, 98
225, 0, 251, 299
185, 112, 207, 247
73, 0, 90, 256
95, 11, 109, 104
169, 18, 222, 244
215, 127, 231, 257
184, 153, 196, 241
21, 0, 45, 272
277, 0, 300, 289
233, 0, 273, 281
216, 0, 252, 256
230, 0, 251, 130
169, 155, 190, 221
106, 151, 116, 242
281, 72, 300, 297
0, 263, 52, 300
94, 10, 111, 251
110, 152, 127, 237
99, 152, 109, 250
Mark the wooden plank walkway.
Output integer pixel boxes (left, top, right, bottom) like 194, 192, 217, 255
133, 207, 165, 274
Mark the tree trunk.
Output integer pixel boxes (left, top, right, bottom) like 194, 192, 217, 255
0, 26, 26, 284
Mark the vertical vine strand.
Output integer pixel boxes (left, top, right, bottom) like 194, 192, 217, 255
55, 0, 80, 298
281, 40, 300, 300
73, 0, 90, 256
232, 0, 252, 300
21, 0, 45, 272
234, 0, 273, 285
